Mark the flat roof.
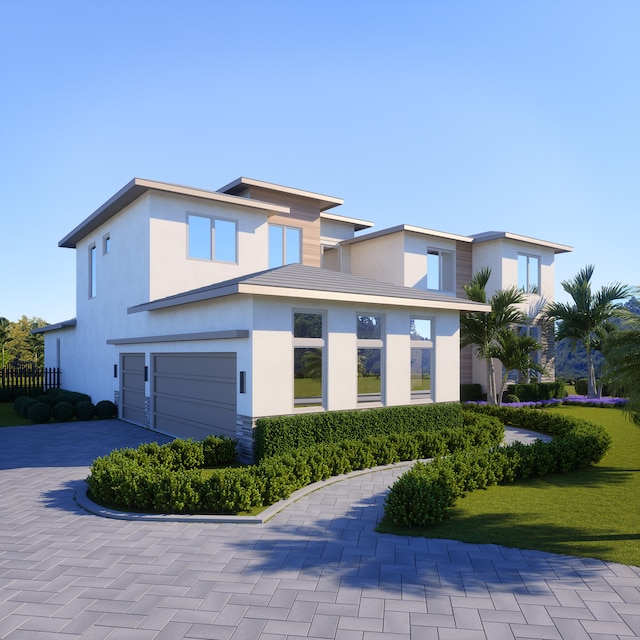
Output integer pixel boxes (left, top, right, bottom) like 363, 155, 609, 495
320, 211, 374, 232
470, 231, 573, 254
217, 176, 344, 211
341, 224, 473, 246
128, 263, 490, 314
58, 178, 291, 249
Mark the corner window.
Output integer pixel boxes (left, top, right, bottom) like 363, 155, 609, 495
357, 314, 383, 403
188, 214, 237, 263
427, 248, 454, 292
411, 317, 433, 398
518, 254, 540, 294
89, 244, 97, 298
269, 224, 301, 268
293, 312, 324, 408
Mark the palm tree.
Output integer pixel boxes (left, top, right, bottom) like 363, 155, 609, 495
460, 268, 527, 405
602, 310, 640, 424
544, 265, 629, 398
491, 329, 546, 405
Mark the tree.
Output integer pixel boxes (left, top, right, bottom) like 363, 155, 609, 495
0, 317, 10, 367
544, 265, 630, 398
460, 267, 527, 405
5, 316, 47, 366
491, 329, 546, 405
602, 310, 640, 424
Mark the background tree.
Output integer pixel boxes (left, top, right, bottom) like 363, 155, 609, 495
5, 316, 47, 366
460, 267, 527, 405
602, 309, 640, 424
544, 265, 629, 398
0, 317, 10, 367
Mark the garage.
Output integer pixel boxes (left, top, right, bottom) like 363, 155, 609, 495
121, 353, 147, 426
152, 352, 237, 441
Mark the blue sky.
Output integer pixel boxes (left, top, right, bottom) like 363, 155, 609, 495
1, 0, 638, 323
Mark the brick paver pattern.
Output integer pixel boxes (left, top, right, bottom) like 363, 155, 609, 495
0, 421, 638, 639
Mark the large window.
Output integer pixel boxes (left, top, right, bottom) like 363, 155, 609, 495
293, 312, 324, 408
270, 224, 301, 268
427, 248, 454, 292
357, 314, 383, 403
89, 244, 97, 298
518, 254, 540, 294
410, 317, 433, 398
188, 215, 237, 263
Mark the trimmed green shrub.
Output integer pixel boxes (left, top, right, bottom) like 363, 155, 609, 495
52, 401, 75, 422
202, 435, 238, 466
13, 395, 38, 418
506, 382, 567, 402
503, 393, 520, 404
95, 400, 117, 419
36, 394, 56, 407
28, 402, 52, 423
254, 403, 464, 460
384, 406, 612, 527
75, 401, 96, 421
575, 378, 588, 396
460, 383, 483, 402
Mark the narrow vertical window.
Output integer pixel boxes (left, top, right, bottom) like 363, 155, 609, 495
518, 254, 540, 293
293, 312, 324, 408
410, 317, 433, 398
357, 314, 383, 403
103, 234, 111, 254
89, 244, 97, 298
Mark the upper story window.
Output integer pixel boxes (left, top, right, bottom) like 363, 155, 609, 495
518, 253, 540, 294
89, 244, 97, 298
269, 224, 301, 268
427, 248, 454, 292
103, 234, 111, 255
188, 214, 237, 263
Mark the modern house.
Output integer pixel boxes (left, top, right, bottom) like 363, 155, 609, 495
36, 177, 571, 458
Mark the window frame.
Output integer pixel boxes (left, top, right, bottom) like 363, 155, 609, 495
410, 316, 434, 399
187, 213, 238, 263
292, 310, 326, 409
269, 224, 302, 268
356, 313, 384, 404
89, 243, 97, 299
102, 233, 111, 255
426, 247, 455, 293
517, 253, 540, 294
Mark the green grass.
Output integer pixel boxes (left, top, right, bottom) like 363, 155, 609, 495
0, 402, 32, 427
377, 406, 640, 566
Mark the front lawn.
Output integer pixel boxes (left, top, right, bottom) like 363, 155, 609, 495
378, 405, 640, 566
0, 402, 32, 427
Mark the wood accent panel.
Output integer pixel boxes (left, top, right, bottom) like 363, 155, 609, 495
456, 241, 473, 298
460, 345, 474, 385
246, 186, 322, 267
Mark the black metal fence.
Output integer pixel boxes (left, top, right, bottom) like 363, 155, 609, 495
0, 366, 61, 392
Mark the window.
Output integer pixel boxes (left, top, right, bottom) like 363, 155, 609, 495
357, 314, 383, 403
427, 248, 454, 292
269, 224, 301, 268
411, 317, 433, 398
293, 312, 324, 408
518, 254, 540, 294
89, 244, 97, 298
188, 214, 237, 263
103, 234, 111, 254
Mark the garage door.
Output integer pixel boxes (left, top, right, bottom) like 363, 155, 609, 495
121, 353, 146, 426
153, 353, 237, 441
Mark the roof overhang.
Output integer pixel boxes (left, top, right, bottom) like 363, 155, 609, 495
470, 231, 573, 254
320, 211, 374, 232
58, 178, 290, 249
217, 176, 344, 211
341, 224, 473, 246
31, 318, 77, 334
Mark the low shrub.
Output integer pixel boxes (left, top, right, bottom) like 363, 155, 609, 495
13, 395, 38, 418
384, 406, 611, 527
95, 400, 117, 419
506, 382, 567, 402
52, 402, 75, 422
203, 435, 238, 466
75, 401, 96, 421
460, 383, 483, 402
503, 393, 520, 404
28, 402, 52, 424
36, 394, 56, 407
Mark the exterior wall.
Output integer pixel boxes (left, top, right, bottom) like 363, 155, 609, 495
349, 232, 405, 284
149, 192, 269, 300
403, 233, 457, 291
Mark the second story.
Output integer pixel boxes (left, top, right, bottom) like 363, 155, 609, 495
57, 176, 572, 324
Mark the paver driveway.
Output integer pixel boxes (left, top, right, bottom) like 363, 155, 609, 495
0, 420, 639, 639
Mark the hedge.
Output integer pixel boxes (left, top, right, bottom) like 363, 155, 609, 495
384, 405, 612, 527
254, 403, 464, 460
86, 410, 503, 515
506, 382, 567, 402
12, 391, 118, 423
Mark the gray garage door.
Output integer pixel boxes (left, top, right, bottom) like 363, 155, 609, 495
153, 353, 237, 441
121, 353, 146, 426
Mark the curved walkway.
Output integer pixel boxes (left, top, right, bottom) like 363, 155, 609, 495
0, 421, 638, 640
